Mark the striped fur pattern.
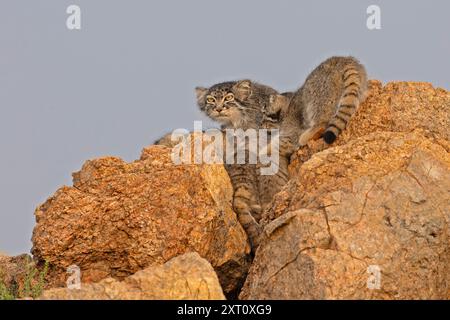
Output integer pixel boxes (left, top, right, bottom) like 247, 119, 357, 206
156, 56, 367, 252
194, 80, 288, 251
320, 57, 368, 143
195, 80, 278, 130
155, 129, 265, 250
267, 56, 368, 148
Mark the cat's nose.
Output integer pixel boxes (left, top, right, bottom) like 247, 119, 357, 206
215, 104, 224, 112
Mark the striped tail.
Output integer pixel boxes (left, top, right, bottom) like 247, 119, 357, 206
323, 63, 367, 144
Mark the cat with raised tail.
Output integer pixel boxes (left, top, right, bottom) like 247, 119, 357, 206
157, 56, 368, 253
266, 56, 368, 152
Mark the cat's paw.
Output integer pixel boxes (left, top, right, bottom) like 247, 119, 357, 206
297, 135, 308, 147
232, 189, 263, 252
299, 126, 326, 147
250, 204, 262, 221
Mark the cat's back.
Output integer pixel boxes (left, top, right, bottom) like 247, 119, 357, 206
303, 56, 367, 94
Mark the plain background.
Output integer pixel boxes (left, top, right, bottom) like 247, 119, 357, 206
0, 0, 448, 255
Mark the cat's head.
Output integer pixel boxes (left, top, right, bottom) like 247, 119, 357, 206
195, 80, 257, 127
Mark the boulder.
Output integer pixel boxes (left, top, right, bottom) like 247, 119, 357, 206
290, 81, 449, 176
27, 80, 450, 300
241, 131, 450, 299
39, 252, 225, 300
0, 253, 47, 299
32, 146, 250, 296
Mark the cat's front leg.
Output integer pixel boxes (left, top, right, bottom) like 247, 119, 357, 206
232, 186, 263, 252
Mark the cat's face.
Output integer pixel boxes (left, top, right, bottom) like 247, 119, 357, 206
196, 80, 255, 127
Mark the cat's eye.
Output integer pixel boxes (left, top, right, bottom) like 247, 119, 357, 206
206, 96, 216, 104
224, 94, 234, 102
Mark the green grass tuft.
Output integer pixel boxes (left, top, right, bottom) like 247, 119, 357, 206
0, 261, 49, 300
0, 280, 15, 300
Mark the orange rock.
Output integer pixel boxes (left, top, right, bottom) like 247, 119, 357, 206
289, 81, 450, 176
39, 252, 225, 300
28, 80, 450, 300
32, 145, 250, 296
242, 131, 450, 299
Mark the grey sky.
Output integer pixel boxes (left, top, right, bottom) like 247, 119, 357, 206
0, 0, 448, 255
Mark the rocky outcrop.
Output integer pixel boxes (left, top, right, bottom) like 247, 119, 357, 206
39, 252, 225, 300
32, 146, 250, 297
242, 81, 449, 299
289, 81, 449, 176
25, 80, 449, 300
241, 131, 450, 299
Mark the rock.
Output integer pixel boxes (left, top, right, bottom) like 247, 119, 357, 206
290, 81, 450, 176
28, 80, 449, 300
32, 145, 250, 297
0, 254, 41, 298
0, 254, 32, 281
242, 131, 450, 299
39, 252, 225, 300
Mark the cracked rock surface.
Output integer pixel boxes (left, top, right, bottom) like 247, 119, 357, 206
32, 146, 250, 296
241, 131, 450, 299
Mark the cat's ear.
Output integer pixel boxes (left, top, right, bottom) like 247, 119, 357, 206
277, 94, 291, 109
233, 80, 252, 100
195, 87, 208, 103
268, 94, 290, 115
